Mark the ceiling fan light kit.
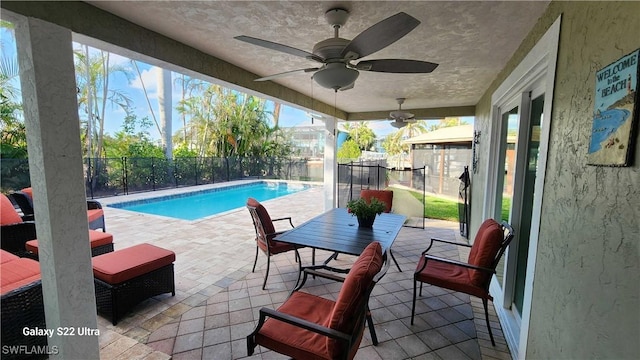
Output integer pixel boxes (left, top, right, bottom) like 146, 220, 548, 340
235, 7, 438, 91
313, 63, 359, 91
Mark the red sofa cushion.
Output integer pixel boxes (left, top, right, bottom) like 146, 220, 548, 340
92, 243, 175, 284
256, 291, 335, 360
326, 241, 382, 358
1, 194, 23, 225
25, 230, 113, 255
360, 190, 393, 213
87, 209, 104, 223
1, 249, 20, 264
1, 258, 41, 295
20, 187, 33, 199
467, 219, 503, 287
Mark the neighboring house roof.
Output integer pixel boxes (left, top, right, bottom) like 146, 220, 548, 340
403, 125, 474, 145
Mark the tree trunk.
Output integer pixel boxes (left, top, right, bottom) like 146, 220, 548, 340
158, 68, 172, 160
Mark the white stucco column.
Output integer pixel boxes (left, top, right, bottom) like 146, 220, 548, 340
323, 117, 337, 210
14, 16, 100, 359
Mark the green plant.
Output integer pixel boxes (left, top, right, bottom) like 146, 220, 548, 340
346, 197, 386, 219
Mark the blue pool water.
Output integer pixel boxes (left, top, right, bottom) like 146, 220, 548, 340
109, 182, 309, 220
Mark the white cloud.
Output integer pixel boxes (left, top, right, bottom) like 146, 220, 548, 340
130, 66, 159, 98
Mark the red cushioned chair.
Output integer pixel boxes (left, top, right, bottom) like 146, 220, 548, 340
411, 218, 514, 345
247, 241, 388, 360
247, 197, 314, 290
10, 187, 106, 232
359, 189, 402, 272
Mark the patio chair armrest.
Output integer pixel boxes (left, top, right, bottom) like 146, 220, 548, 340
421, 254, 495, 274
422, 237, 471, 255
271, 217, 294, 228
260, 307, 351, 342
87, 200, 103, 210
0, 222, 37, 256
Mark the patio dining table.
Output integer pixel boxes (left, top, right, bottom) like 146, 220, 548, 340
274, 207, 406, 283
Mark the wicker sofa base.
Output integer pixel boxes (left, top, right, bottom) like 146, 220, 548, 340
1, 280, 48, 360
94, 264, 175, 325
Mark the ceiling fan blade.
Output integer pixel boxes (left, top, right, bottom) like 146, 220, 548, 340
235, 35, 324, 62
255, 67, 319, 82
357, 59, 438, 73
340, 12, 420, 60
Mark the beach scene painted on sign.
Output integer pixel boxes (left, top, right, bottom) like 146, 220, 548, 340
588, 49, 639, 166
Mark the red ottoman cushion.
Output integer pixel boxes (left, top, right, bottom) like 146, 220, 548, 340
25, 230, 113, 255
92, 243, 175, 284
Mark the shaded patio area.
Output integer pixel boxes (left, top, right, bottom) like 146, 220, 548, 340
94, 183, 511, 359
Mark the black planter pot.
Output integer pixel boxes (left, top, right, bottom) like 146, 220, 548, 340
357, 215, 376, 228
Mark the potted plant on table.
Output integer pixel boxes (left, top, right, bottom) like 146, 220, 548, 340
346, 197, 386, 228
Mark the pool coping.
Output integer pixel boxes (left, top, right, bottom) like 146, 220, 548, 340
96, 179, 323, 222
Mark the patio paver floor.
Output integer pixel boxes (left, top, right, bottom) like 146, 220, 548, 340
94, 183, 511, 359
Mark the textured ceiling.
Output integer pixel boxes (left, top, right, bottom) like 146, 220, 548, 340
87, 1, 549, 117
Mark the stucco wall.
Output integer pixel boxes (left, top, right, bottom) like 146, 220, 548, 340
473, 1, 640, 358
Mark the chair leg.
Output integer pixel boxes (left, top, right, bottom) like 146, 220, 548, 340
411, 278, 417, 325
366, 309, 378, 345
419, 282, 423, 296
262, 255, 271, 290
389, 249, 401, 272
252, 246, 259, 273
483, 298, 496, 346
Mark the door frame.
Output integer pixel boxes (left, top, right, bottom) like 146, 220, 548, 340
482, 16, 561, 359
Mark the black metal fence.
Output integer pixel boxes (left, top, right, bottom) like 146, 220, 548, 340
337, 161, 426, 228
0, 157, 323, 198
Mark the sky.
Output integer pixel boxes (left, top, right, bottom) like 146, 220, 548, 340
2, 27, 472, 142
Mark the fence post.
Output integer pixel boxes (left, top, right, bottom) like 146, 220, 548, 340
87, 157, 93, 199
349, 161, 353, 201
122, 157, 128, 195
210, 157, 215, 184
151, 157, 156, 191
225, 157, 230, 181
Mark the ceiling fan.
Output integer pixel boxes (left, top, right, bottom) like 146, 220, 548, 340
389, 98, 416, 128
234, 8, 438, 91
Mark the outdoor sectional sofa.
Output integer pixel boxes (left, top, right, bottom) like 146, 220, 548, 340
1, 194, 113, 258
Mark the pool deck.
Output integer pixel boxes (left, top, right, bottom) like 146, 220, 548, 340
93, 182, 512, 359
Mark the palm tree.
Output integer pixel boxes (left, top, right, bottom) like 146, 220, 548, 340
75, 45, 134, 159
74, 45, 134, 192
0, 21, 26, 158
342, 121, 376, 151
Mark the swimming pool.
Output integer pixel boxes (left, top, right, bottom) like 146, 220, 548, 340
108, 182, 310, 220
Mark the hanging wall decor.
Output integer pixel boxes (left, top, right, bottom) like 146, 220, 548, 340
587, 49, 639, 166
472, 130, 481, 173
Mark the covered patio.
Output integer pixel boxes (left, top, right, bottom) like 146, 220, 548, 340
1, 1, 638, 359
93, 184, 511, 359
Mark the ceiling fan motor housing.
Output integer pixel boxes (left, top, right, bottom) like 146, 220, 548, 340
312, 38, 350, 60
